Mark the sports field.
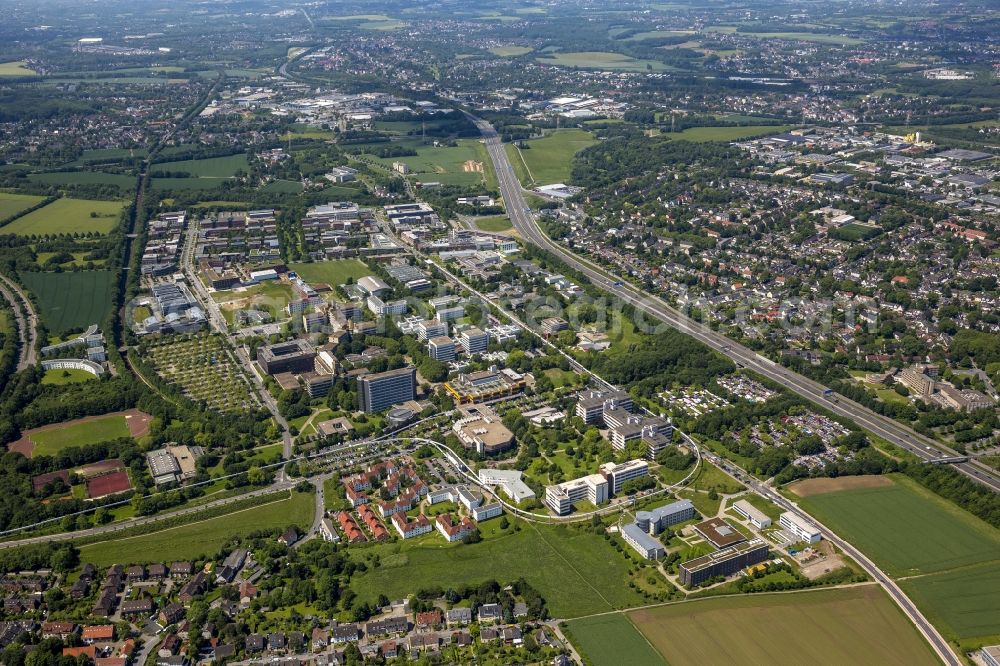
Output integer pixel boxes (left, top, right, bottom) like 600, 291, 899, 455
20, 413, 134, 457
536, 51, 671, 72
78, 490, 315, 566
795, 474, 1000, 577
289, 259, 371, 287
0, 193, 46, 221
2, 198, 125, 236
20, 270, 114, 333
348, 520, 646, 618
506, 129, 596, 186
624, 586, 937, 666
563, 614, 664, 666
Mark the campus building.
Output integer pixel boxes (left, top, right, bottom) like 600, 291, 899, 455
478, 468, 535, 503
732, 499, 772, 529
599, 459, 649, 496
779, 512, 822, 544
575, 389, 632, 424
679, 539, 769, 587
428, 336, 456, 361
357, 366, 417, 413
635, 499, 696, 535
460, 327, 490, 355
545, 474, 608, 516
622, 523, 665, 560
257, 340, 316, 375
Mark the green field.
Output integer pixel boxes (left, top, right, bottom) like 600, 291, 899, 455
622, 586, 936, 666
537, 51, 671, 72
370, 139, 493, 187
563, 615, 664, 666
490, 46, 533, 57
21, 270, 114, 333
289, 259, 371, 286
901, 561, 1000, 645
152, 153, 248, 178
41, 368, 98, 385
349, 520, 646, 618
2, 198, 125, 236
797, 475, 1000, 577
29, 413, 131, 457
474, 216, 513, 232
623, 30, 696, 41
0, 193, 46, 221
670, 125, 793, 142
28, 171, 136, 188
506, 129, 596, 186
704, 27, 864, 45
0, 61, 37, 77
78, 490, 315, 566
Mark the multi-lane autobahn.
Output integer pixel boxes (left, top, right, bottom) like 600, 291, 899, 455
467, 112, 1000, 495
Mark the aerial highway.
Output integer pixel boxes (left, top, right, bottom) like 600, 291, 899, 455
0, 272, 38, 371
467, 112, 1000, 495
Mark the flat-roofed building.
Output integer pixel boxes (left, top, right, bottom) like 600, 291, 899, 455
779, 512, 822, 544
452, 405, 515, 455
732, 499, 772, 529
416, 319, 447, 341
981, 645, 1000, 666
622, 522, 665, 560
575, 389, 632, 424
599, 459, 648, 495
635, 499, 696, 535
428, 336, 456, 361
679, 539, 769, 587
545, 474, 608, 516
694, 517, 746, 549
257, 339, 316, 375
358, 366, 417, 413
478, 469, 535, 503
460, 327, 489, 355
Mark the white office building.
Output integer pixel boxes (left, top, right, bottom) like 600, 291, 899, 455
599, 459, 649, 496
733, 499, 772, 529
779, 511, 821, 544
545, 474, 608, 516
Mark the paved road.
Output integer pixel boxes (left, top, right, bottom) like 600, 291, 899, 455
467, 113, 963, 664
180, 221, 294, 463
467, 112, 1000, 494
0, 273, 38, 370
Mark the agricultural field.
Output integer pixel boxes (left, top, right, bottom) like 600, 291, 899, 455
28, 171, 136, 189
35, 251, 106, 268
536, 51, 672, 72
489, 46, 533, 57
563, 614, 664, 666
900, 561, 1000, 646
505, 129, 597, 186
150, 154, 248, 190
623, 586, 938, 666
0, 193, 46, 221
20, 270, 114, 333
794, 474, 1000, 577
2, 198, 126, 236
289, 259, 371, 287
145, 333, 261, 413
78, 490, 315, 567
669, 125, 793, 142
0, 61, 37, 77
348, 520, 646, 618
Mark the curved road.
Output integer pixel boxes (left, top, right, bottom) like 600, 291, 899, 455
467, 113, 961, 665
0, 273, 38, 370
468, 112, 1000, 495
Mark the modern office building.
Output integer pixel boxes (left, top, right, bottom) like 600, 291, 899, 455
257, 340, 317, 375
416, 319, 448, 341
545, 474, 608, 516
604, 412, 672, 452
679, 539, 769, 587
622, 522, 666, 560
635, 499, 696, 535
357, 366, 417, 413
732, 499, 772, 529
575, 389, 633, 424
435, 305, 465, 322
478, 468, 535, 503
694, 517, 746, 550
599, 459, 649, 495
460, 327, 490, 354
779, 512, 822, 544
427, 336, 456, 361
